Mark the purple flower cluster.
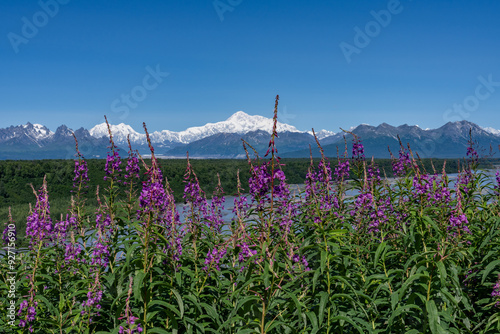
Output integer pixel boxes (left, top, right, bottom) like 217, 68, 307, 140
82, 273, 103, 318
125, 151, 140, 183
392, 148, 412, 177
237, 242, 257, 263
206, 191, 225, 231
119, 317, 143, 334
466, 143, 479, 164
91, 240, 110, 267
249, 163, 273, 200
412, 174, 451, 207
366, 164, 381, 183
350, 192, 392, 234
204, 246, 227, 272
18, 300, 37, 332
104, 150, 122, 181
26, 182, 53, 248
492, 276, 500, 307
119, 277, 144, 333
352, 137, 365, 162
54, 215, 77, 240
73, 159, 89, 190
65, 242, 83, 263
448, 213, 471, 235
334, 159, 350, 182
305, 160, 332, 199
292, 253, 311, 271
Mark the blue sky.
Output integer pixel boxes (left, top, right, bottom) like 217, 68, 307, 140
0, 0, 499, 133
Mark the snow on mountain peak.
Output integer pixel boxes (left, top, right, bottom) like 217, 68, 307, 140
481, 126, 500, 136
23, 122, 54, 140
90, 111, 304, 145
307, 129, 337, 140
90, 123, 144, 144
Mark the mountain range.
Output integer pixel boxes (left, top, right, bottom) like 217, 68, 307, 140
1, 111, 499, 160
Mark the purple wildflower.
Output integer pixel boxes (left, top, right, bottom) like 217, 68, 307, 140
237, 243, 257, 263
352, 136, 365, 162
204, 246, 227, 272
72, 159, 89, 190
26, 179, 53, 249
392, 147, 412, 177
448, 213, 471, 235
104, 150, 122, 182
492, 275, 500, 307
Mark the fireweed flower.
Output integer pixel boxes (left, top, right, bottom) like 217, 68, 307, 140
81, 272, 104, 321
334, 159, 350, 182
18, 300, 38, 332
26, 180, 54, 249
124, 148, 140, 183
391, 147, 412, 177
248, 163, 273, 206
492, 275, 500, 307
139, 126, 183, 264
237, 242, 257, 263
203, 245, 227, 272
64, 242, 83, 263
72, 134, 90, 191
104, 150, 122, 182
183, 158, 210, 232
119, 277, 144, 333
53, 214, 77, 241
366, 164, 381, 184
352, 136, 365, 162
104, 116, 123, 182
73, 159, 90, 190
206, 180, 226, 231
448, 213, 471, 235
350, 191, 393, 234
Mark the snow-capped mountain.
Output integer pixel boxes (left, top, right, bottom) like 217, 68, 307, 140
2, 113, 500, 159
89, 123, 145, 145
0, 122, 54, 148
89, 111, 304, 146
482, 126, 500, 136
307, 129, 336, 140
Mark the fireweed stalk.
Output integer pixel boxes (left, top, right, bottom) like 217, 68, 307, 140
104, 115, 123, 225
20, 178, 53, 332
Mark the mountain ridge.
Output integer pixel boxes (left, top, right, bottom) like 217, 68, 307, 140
1, 112, 499, 159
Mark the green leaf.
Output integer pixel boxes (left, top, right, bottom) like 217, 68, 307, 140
481, 259, 500, 284
437, 260, 447, 287
133, 270, 147, 302
426, 299, 446, 334
148, 300, 181, 317
318, 291, 329, 326
171, 288, 185, 318
374, 241, 387, 269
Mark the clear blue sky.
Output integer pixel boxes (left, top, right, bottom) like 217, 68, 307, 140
1, 0, 499, 133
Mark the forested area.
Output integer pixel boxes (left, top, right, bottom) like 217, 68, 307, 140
1, 157, 497, 248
